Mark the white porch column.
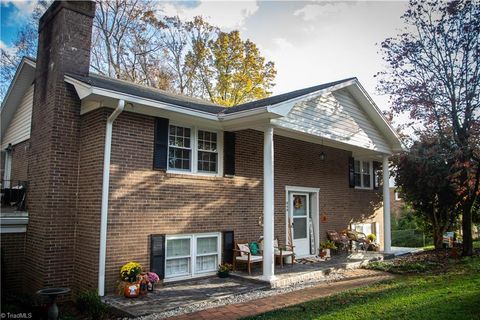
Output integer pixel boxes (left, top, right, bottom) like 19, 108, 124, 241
382, 155, 392, 253
262, 125, 276, 282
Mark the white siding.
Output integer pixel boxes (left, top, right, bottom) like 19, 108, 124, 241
272, 89, 391, 153
1, 85, 33, 148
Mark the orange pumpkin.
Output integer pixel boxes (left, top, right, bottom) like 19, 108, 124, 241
124, 283, 140, 298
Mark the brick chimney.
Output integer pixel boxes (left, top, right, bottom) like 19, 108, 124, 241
25, 0, 95, 293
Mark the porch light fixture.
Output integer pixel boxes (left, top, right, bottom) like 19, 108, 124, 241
319, 151, 327, 161
319, 137, 326, 161
5, 143, 13, 153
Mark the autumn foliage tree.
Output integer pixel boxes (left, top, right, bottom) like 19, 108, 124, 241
0, 2, 276, 107
393, 137, 461, 249
378, 0, 479, 255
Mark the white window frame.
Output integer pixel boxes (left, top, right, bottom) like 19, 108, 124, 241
165, 235, 192, 278
354, 158, 373, 190
167, 125, 193, 172
167, 123, 223, 177
164, 232, 222, 282
351, 223, 379, 243
395, 191, 402, 201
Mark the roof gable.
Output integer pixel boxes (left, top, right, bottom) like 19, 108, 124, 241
1, 57, 36, 145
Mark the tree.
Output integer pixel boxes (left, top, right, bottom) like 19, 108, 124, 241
378, 0, 480, 255
0, 2, 276, 107
393, 137, 461, 249
0, 1, 50, 98
189, 30, 277, 106
91, 0, 172, 90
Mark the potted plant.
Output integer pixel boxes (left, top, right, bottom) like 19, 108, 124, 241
217, 263, 233, 278
120, 262, 142, 298
367, 234, 379, 251
319, 240, 337, 258
147, 271, 160, 291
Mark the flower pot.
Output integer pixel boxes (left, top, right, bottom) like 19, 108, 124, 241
325, 248, 331, 258
124, 283, 140, 298
285, 256, 293, 264
217, 271, 229, 278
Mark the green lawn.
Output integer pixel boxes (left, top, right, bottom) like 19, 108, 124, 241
244, 256, 480, 320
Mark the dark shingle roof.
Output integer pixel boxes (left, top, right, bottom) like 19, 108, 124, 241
221, 77, 357, 114
67, 73, 356, 116
67, 73, 226, 114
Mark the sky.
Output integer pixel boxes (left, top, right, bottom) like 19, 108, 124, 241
1, 0, 410, 120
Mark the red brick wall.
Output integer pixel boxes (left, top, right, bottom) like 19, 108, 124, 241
74, 108, 108, 291
10, 140, 29, 183
1, 233, 26, 293
89, 111, 384, 292
24, 1, 95, 293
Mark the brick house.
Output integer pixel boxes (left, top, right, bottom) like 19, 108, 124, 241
0, 1, 403, 296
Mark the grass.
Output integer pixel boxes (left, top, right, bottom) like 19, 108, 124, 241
423, 239, 480, 251
243, 256, 480, 320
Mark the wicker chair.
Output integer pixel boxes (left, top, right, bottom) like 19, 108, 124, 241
346, 230, 370, 252
326, 230, 349, 253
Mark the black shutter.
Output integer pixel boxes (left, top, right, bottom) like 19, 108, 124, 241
150, 234, 166, 280
153, 117, 169, 170
224, 132, 236, 176
348, 157, 355, 188
222, 231, 234, 264
373, 161, 381, 190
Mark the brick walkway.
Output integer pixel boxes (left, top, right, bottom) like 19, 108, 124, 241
170, 270, 394, 320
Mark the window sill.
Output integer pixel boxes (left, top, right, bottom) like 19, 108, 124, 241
166, 170, 223, 179
354, 186, 374, 191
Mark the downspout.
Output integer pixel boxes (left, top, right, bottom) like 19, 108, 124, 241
98, 99, 125, 296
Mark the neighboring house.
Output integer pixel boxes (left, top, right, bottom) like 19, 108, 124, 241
0, 1, 403, 296
390, 187, 405, 219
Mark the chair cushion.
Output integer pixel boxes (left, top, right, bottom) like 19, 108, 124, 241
237, 243, 250, 256
275, 250, 294, 256
235, 255, 263, 262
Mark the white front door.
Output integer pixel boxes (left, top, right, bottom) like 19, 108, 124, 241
289, 192, 310, 257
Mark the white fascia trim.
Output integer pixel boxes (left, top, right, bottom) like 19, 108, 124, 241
0, 58, 36, 111
1, 226, 27, 233
218, 106, 269, 121
65, 77, 93, 99
65, 76, 218, 121
0, 217, 29, 225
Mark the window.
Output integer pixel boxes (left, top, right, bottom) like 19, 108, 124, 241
354, 159, 373, 189
168, 125, 191, 171
165, 233, 221, 280
395, 191, 402, 201
197, 130, 218, 173
196, 236, 218, 273
352, 223, 378, 242
168, 125, 221, 175
166, 237, 191, 277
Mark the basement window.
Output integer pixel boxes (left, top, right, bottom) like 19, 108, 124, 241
165, 233, 221, 281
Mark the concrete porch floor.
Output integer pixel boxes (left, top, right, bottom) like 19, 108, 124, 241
103, 276, 269, 317
231, 251, 389, 288
103, 251, 391, 317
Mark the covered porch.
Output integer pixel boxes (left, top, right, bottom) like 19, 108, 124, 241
104, 251, 392, 318
253, 124, 394, 283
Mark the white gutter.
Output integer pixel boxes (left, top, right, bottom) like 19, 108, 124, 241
98, 99, 125, 296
